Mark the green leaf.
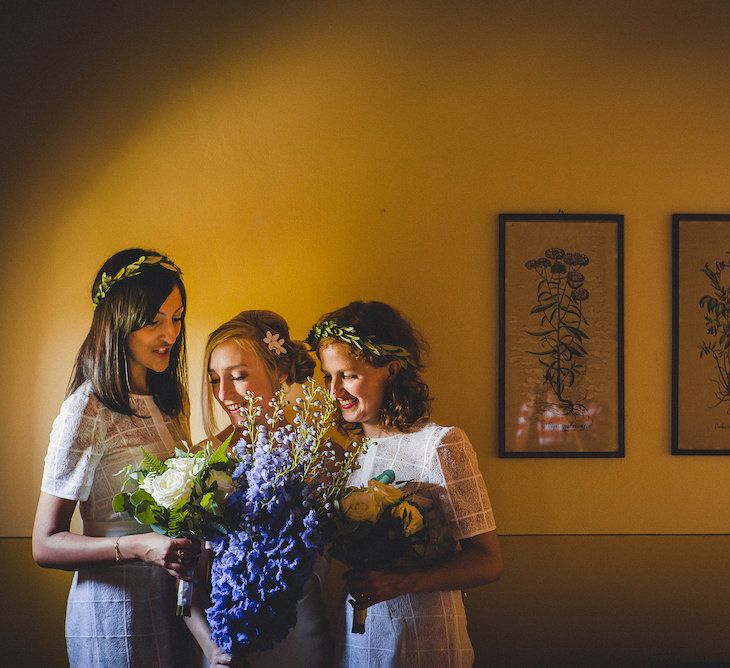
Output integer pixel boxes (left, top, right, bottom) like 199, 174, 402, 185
139, 449, 166, 475
208, 442, 229, 465
135, 507, 156, 525
130, 489, 155, 507
168, 508, 185, 535
112, 493, 128, 513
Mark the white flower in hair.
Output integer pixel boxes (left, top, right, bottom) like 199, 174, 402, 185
263, 331, 287, 355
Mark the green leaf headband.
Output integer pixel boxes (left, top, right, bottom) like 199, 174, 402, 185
306, 319, 415, 368
92, 254, 182, 308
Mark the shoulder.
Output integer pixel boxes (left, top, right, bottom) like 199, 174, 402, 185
60, 382, 105, 420
411, 422, 469, 446
53, 382, 112, 441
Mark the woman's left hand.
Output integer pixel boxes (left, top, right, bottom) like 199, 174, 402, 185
344, 569, 411, 608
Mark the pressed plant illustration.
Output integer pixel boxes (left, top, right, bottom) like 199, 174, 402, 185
698, 253, 730, 410
524, 247, 591, 416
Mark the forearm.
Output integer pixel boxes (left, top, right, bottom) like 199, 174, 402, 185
402, 542, 502, 594
184, 550, 225, 663
346, 530, 503, 605
184, 603, 219, 662
32, 530, 144, 571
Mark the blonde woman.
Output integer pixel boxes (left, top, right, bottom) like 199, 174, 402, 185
186, 310, 329, 668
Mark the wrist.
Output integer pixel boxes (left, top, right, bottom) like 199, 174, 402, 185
116, 534, 139, 562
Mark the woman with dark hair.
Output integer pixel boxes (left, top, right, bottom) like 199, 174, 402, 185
308, 301, 503, 668
32, 248, 198, 667
186, 310, 329, 668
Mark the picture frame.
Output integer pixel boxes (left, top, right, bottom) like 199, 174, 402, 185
672, 214, 730, 454
499, 213, 624, 458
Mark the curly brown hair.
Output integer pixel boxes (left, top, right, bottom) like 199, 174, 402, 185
312, 301, 432, 433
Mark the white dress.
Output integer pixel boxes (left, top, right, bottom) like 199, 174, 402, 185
41, 381, 191, 668
335, 423, 496, 668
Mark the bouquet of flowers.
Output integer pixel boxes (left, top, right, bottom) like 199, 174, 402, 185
112, 440, 238, 615
326, 470, 456, 633
206, 379, 366, 655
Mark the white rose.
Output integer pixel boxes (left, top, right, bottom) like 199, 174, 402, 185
166, 456, 205, 477
141, 468, 194, 508
207, 470, 235, 500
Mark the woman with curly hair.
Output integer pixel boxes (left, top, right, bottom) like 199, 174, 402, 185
308, 300, 502, 668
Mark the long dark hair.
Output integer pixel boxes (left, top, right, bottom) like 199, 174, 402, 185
313, 300, 432, 433
67, 248, 188, 417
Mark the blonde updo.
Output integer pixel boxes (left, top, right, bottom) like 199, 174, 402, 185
202, 310, 314, 438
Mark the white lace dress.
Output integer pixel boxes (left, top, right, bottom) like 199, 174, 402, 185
41, 382, 191, 668
335, 423, 496, 668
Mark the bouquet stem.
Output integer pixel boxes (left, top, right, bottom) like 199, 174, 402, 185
351, 604, 367, 634
176, 578, 193, 617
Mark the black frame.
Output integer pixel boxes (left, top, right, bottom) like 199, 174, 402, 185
499, 213, 625, 458
672, 213, 730, 455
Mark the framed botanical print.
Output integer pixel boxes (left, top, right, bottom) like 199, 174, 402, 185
673, 214, 730, 454
499, 213, 624, 458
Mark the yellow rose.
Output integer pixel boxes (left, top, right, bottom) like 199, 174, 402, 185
391, 501, 424, 537
341, 490, 382, 523
368, 480, 405, 508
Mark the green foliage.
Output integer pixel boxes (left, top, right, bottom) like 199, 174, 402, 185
112, 493, 129, 514
306, 320, 415, 368
91, 254, 182, 307
114, 438, 239, 541
139, 449, 167, 475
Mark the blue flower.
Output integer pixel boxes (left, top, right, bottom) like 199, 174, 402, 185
206, 443, 323, 654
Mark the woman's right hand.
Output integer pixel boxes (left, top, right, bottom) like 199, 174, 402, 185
127, 533, 201, 580
208, 646, 247, 667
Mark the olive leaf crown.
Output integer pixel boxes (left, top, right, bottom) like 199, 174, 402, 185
92, 254, 182, 308
306, 319, 415, 368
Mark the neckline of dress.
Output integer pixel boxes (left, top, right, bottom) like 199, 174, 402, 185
369, 432, 402, 442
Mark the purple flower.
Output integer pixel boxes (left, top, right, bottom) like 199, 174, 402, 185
206, 443, 323, 654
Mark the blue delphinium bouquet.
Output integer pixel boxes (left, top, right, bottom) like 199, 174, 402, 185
206, 379, 366, 654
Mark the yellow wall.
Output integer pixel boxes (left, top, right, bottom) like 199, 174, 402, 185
3, 1, 730, 664
5, 0, 730, 537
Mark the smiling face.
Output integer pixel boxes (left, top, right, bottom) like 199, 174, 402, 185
208, 340, 282, 426
125, 286, 184, 393
319, 342, 398, 437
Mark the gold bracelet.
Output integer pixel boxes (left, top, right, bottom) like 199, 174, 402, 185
114, 537, 122, 562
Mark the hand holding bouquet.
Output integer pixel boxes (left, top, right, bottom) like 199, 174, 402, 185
112, 440, 237, 615
327, 470, 455, 633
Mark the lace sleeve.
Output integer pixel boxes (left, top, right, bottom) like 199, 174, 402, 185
433, 426, 496, 540
41, 387, 107, 502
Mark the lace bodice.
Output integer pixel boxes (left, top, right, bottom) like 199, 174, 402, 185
41, 382, 190, 525
348, 422, 496, 540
